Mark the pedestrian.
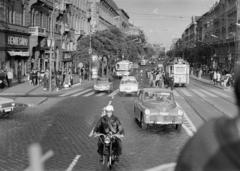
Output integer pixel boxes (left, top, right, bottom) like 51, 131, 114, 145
7, 69, 13, 87
213, 70, 217, 85
175, 65, 240, 171
79, 69, 82, 85
17, 63, 22, 83
216, 71, 221, 86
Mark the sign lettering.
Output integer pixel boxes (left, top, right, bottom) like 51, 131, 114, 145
8, 36, 28, 47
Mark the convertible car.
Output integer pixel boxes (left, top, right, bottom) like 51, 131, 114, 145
134, 88, 184, 130
93, 77, 113, 93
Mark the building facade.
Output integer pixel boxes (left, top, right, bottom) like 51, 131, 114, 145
175, 0, 240, 72
0, 0, 31, 80
89, 0, 120, 32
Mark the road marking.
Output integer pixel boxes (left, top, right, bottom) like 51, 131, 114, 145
72, 88, 92, 97
210, 89, 230, 98
199, 89, 217, 97
60, 88, 83, 97
182, 124, 194, 137
83, 91, 95, 97
145, 162, 176, 171
96, 92, 105, 96
108, 89, 119, 97
191, 88, 206, 98
66, 155, 81, 171
179, 89, 192, 97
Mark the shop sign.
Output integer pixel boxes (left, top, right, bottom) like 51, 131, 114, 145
7, 34, 29, 48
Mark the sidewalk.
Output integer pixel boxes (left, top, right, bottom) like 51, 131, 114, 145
190, 74, 233, 91
0, 79, 94, 97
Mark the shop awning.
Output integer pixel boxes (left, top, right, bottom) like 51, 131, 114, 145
8, 51, 29, 57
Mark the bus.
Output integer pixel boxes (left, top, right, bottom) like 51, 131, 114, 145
114, 60, 133, 78
164, 58, 190, 87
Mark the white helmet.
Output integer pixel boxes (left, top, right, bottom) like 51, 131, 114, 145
105, 105, 114, 112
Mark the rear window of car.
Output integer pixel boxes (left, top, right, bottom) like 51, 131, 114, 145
143, 91, 173, 103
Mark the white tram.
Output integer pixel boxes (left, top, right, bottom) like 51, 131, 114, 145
165, 58, 190, 87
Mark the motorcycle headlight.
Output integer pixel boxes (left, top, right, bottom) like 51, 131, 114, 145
145, 109, 150, 115
11, 103, 15, 107
105, 137, 111, 144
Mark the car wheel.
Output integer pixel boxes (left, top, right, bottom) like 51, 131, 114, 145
140, 114, 147, 129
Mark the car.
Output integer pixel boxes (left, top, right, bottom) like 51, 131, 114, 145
119, 76, 139, 95
134, 88, 184, 130
0, 97, 15, 118
93, 77, 113, 93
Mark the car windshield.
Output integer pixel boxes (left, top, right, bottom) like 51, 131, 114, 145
143, 91, 173, 103
97, 78, 109, 83
121, 79, 137, 84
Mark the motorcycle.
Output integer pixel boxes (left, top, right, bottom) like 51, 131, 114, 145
94, 133, 123, 169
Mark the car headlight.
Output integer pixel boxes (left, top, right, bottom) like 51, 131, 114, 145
0, 105, 2, 108
178, 110, 184, 116
145, 109, 150, 115
12, 103, 15, 107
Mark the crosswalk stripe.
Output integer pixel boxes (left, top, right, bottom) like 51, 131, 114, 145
83, 91, 95, 97
60, 88, 83, 97
72, 88, 92, 97
209, 89, 230, 98
190, 89, 206, 98
108, 89, 119, 97
198, 89, 217, 97
96, 93, 105, 96
179, 89, 192, 97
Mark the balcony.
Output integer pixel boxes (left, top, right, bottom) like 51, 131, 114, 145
29, 26, 47, 37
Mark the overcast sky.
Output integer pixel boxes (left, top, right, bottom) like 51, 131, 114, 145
114, 0, 218, 50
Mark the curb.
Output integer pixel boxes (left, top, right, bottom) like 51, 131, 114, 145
0, 81, 94, 97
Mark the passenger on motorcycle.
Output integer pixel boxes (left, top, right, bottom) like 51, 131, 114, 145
93, 104, 124, 162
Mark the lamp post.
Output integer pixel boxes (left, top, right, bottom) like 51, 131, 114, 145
47, 0, 56, 92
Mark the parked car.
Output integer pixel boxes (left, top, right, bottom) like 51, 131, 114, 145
93, 77, 113, 93
134, 88, 184, 130
119, 76, 139, 95
0, 97, 15, 118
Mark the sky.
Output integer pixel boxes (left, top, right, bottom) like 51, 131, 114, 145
114, 0, 218, 50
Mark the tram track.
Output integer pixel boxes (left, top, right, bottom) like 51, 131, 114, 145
190, 80, 234, 105
176, 88, 208, 123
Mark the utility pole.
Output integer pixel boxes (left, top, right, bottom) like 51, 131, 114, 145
48, 0, 57, 92
236, 0, 240, 67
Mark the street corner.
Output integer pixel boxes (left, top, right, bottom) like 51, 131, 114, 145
14, 97, 48, 107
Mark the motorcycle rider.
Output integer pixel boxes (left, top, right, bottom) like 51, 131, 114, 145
93, 104, 124, 162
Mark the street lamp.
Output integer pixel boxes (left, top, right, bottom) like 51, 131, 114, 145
47, 0, 57, 92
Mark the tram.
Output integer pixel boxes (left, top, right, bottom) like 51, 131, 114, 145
164, 58, 190, 87
114, 60, 133, 78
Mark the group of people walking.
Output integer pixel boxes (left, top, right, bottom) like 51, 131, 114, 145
28, 69, 74, 91
147, 68, 174, 90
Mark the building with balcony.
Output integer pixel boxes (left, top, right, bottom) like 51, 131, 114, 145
89, 0, 120, 32
0, 0, 31, 80
60, 0, 89, 72
115, 9, 130, 32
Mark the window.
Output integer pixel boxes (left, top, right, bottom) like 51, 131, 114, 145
7, 6, 13, 24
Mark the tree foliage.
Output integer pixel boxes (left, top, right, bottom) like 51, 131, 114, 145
75, 27, 150, 63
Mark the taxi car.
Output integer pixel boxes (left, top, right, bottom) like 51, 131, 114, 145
119, 76, 139, 95
134, 88, 184, 130
0, 97, 15, 118
93, 77, 113, 93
